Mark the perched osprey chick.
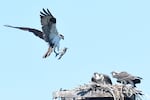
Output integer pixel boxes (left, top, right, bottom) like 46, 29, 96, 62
111, 71, 142, 87
91, 72, 112, 85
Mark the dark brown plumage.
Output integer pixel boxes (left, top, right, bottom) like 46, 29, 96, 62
111, 71, 142, 87
4, 8, 65, 59
91, 72, 112, 85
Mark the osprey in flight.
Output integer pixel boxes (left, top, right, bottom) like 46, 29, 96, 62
4, 8, 65, 58
111, 71, 142, 87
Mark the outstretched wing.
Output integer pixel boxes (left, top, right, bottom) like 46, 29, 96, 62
4, 25, 44, 40
40, 8, 58, 40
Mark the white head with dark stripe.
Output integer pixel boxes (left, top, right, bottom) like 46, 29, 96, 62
59, 34, 64, 40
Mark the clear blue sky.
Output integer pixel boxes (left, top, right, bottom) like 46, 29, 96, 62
0, 0, 150, 100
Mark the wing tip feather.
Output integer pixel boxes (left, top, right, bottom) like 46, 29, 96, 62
4, 25, 15, 28
40, 8, 53, 17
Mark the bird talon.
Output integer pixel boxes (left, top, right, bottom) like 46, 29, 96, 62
43, 53, 48, 58
55, 53, 59, 57
5, 9, 65, 59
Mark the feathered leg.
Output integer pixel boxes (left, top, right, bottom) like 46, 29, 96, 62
43, 46, 52, 58
47, 47, 53, 57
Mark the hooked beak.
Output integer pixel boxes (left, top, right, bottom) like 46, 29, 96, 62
62, 36, 64, 40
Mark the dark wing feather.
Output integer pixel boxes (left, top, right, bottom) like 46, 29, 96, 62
103, 74, 112, 85
43, 9, 50, 15
40, 8, 56, 25
40, 8, 57, 39
40, 11, 47, 16
4, 25, 44, 40
47, 9, 52, 16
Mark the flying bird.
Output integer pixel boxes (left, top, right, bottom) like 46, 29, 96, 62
91, 72, 112, 85
111, 71, 142, 87
4, 8, 64, 58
